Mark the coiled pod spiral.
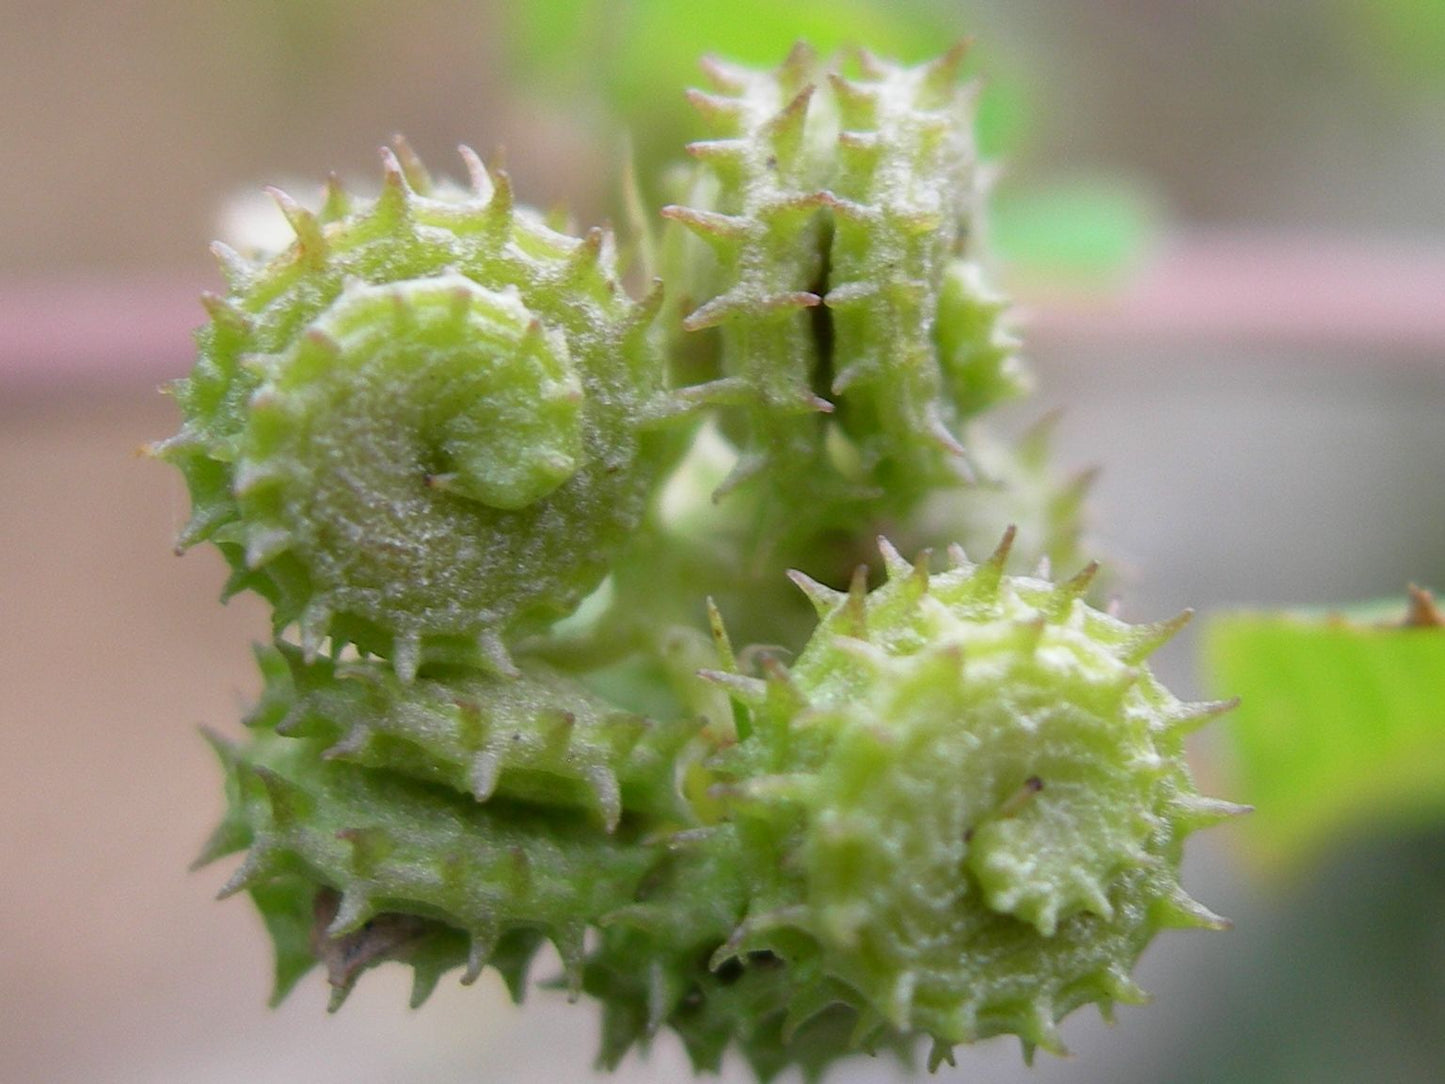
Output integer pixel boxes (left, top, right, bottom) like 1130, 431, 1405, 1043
154, 143, 667, 677
687, 534, 1242, 1070
248, 641, 702, 831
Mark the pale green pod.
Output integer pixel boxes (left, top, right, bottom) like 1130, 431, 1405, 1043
201, 728, 662, 998
154, 145, 667, 677
661, 44, 838, 499
703, 535, 1239, 1062
170, 44, 1232, 1084
823, 47, 982, 494
660, 48, 1036, 542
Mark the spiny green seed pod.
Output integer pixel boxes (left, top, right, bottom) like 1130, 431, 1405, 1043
586, 927, 911, 1083
663, 46, 1030, 511
173, 43, 1227, 1082
581, 817, 914, 1082
702, 534, 1241, 1063
196, 532, 1234, 1078
153, 143, 666, 677
249, 642, 703, 831
200, 727, 661, 998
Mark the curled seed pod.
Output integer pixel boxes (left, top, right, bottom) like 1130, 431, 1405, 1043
173, 44, 1223, 1082
201, 728, 660, 998
703, 535, 1240, 1062
154, 144, 667, 677
250, 641, 703, 831
663, 49, 1035, 533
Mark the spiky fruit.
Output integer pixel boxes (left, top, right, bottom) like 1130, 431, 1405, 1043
699, 535, 1240, 1064
822, 46, 992, 493
170, 44, 1232, 1084
196, 535, 1234, 1080
663, 45, 1030, 513
660, 43, 835, 502
200, 727, 660, 1002
153, 143, 667, 677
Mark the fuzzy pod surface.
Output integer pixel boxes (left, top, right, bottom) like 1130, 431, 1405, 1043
198, 537, 1237, 1078
169, 43, 1236, 1084
695, 535, 1242, 1068
153, 143, 667, 678
248, 641, 703, 831
663, 45, 1030, 513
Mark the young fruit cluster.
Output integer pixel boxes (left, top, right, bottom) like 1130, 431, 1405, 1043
163, 46, 1237, 1080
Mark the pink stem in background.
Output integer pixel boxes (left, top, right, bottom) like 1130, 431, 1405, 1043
1, 275, 202, 391
4, 231, 1445, 391
1025, 231, 1445, 358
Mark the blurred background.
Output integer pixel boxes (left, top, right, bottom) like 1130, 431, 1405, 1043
3, 1, 1444, 1081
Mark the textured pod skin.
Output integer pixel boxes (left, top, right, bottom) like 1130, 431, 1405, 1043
172, 46, 1236, 1084
696, 536, 1238, 1066
823, 48, 986, 493
249, 642, 702, 830
662, 45, 836, 501
933, 259, 1031, 422
199, 538, 1236, 1077
664, 46, 1030, 517
154, 146, 666, 677
203, 727, 660, 998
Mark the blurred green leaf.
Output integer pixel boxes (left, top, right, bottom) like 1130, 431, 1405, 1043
989, 177, 1159, 287
499, 0, 1025, 171
505, 0, 951, 80
1342, 0, 1445, 92
1205, 602, 1445, 875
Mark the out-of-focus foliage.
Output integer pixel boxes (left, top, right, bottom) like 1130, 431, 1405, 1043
989, 178, 1161, 289
504, 0, 962, 121
1341, 0, 1445, 93
1205, 595, 1445, 874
